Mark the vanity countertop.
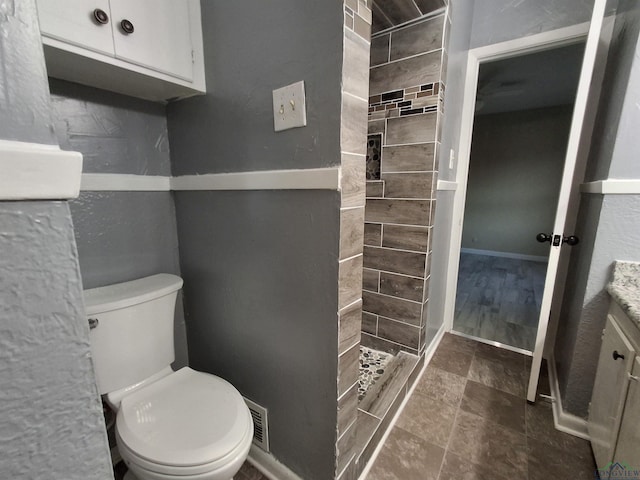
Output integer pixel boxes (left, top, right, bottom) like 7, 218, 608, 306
607, 260, 640, 328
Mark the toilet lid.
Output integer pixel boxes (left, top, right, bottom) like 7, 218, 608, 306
116, 367, 251, 467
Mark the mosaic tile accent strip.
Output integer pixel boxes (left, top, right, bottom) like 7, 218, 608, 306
359, 346, 394, 400
366, 134, 382, 180
368, 82, 444, 119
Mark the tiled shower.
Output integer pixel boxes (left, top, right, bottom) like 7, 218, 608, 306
362, 12, 449, 356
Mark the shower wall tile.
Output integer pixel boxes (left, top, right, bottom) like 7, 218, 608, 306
365, 199, 430, 225
338, 383, 359, 436
339, 254, 364, 309
344, 29, 371, 98
362, 12, 445, 358
363, 291, 422, 325
382, 224, 429, 252
380, 272, 424, 302
381, 144, 435, 172
362, 312, 378, 334
377, 316, 421, 349
369, 51, 442, 95
381, 172, 434, 199
340, 207, 365, 260
337, 417, 357, 475
338, 342, 360, 397
366, 180, 384, 197
370, 34, 390, 67
363, 268, 380, 292
414, 0, 447, 15
386, 113, 437, 145
389, 15, 444, 61
363, 245, 426, 278
364, 223, 382, 246
342, 93, 369, 155
376, 0, 421, 25
341, 153, 366, 208
368, 119, 385, 135
354, 14, 372, 41
339, 299, 363, 354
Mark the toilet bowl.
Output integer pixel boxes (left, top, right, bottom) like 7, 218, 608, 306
84, 274, 253, 480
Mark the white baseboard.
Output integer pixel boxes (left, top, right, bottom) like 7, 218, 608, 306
547, 354, 590, 441
581, 178, 640, 194
460, 247, 548, 263
247, 445, 303, 480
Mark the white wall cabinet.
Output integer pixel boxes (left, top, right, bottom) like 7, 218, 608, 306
589, 301, 640, 473
36, 0, 206, 102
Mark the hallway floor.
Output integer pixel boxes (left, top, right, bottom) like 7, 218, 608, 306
367, 333, 597, 480
454, 252, 547, 351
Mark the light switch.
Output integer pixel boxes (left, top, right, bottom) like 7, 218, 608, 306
272, 81, 307, 132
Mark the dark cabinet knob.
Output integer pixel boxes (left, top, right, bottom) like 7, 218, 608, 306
93, 8, 109, 25
536, 233, 552, 243
613, 350, 625, 361
120, 19, 134, 34
563, 235, 580, 246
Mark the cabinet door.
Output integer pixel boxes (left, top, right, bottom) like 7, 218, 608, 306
109, 0, 193, 81
589, 315, 636, 470
36, 0, 115, 56
614, 356, 640, 467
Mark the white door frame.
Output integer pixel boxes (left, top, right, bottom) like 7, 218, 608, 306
442, 22, 590, 337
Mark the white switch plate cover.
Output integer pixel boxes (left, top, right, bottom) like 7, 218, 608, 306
272, 81, 307, 132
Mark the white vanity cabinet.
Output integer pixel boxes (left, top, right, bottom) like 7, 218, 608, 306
36, 0, 206, 102
589, 301, 640, 471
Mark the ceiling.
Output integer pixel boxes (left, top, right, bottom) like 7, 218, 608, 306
372, 0, 447, 34
476, 42, 586, 115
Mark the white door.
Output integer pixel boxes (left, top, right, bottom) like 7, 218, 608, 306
110, 0, 194, 81
36, 0, 115, 56
526, 0, 616, 401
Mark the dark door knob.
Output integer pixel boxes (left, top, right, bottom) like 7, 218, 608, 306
536, 233, 552, 243
563, 235, 580, 246
93, 8, 109, 25
120, 19, 134, 34
613, 350, 625, 361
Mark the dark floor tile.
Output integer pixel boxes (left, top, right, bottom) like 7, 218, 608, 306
459, 380, 526, 434
438, 332, 479, 354
468, 355, 527, 398
395, 390, 457, 448
448, 410, 528, 479
528, 436, 597, 480
439, 450, 511, 480
367, 427, 444, 480
474, 342, 527, 367
414, 366, 467, 407
235, 462, 270, 480
430, 341, 474, 376
525, 402, 595, 462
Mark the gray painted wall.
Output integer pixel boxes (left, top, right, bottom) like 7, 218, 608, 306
167, 1, 343, 174
0, 1, 113, 478
462, 107, 571, 257
429, 0, 594, 347
175, 190, 340, 480
167, 3, 344, 478
470, 0, 593, 48
427, 0, 474, 343
554, 0, 640, 417
50, 79, 188, 368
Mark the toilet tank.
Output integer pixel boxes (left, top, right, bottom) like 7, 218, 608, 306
84, 274, 184, 395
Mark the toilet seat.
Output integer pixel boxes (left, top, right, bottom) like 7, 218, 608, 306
116, 367, 253, 475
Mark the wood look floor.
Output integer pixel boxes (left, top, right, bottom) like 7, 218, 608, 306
453, 253, 547, 352
367, 333, 597, 480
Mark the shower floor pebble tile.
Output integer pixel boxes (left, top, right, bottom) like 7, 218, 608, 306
359, 346, 394, 400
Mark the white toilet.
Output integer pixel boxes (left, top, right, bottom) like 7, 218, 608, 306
84, 274, 253, 480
